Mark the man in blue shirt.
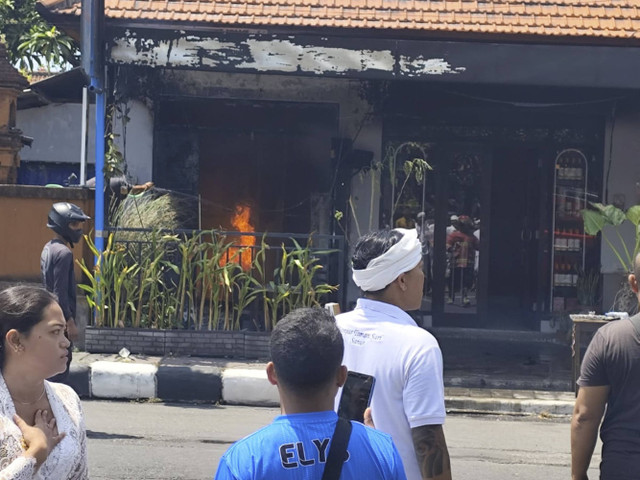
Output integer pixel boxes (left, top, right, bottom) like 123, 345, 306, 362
214, 307, 407, 480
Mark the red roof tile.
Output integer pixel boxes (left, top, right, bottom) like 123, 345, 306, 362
38, 0, 640, 39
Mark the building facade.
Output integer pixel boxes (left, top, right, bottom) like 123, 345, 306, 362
36, 0, 640, 330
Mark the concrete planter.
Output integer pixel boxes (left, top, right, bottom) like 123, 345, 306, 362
85, 327, 270, 359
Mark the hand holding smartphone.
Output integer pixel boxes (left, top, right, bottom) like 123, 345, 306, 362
337, 371, 375, 423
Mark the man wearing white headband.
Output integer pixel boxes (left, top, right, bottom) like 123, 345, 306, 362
335, 228, 451, 480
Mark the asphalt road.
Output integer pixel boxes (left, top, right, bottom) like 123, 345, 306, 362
84, 400, 601, 479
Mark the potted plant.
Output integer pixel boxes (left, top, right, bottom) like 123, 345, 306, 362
582, 202, 640, 314
576, 267, 600, 313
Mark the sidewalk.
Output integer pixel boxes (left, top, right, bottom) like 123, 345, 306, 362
68, 327, 577, 417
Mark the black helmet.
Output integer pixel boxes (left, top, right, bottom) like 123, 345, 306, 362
47, 202, 90, 246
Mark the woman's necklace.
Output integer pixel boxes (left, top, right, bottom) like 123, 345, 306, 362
12, 386, 46, 406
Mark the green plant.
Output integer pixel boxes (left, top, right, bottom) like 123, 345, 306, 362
582, 203, 640, 313
78, 229, 339, 331
582, 203, 640, 272
260, 237, 338, 330
1, 0, 79, 70
334, 142, 431, 242
386, 142, 432, 221
233, 269, 262, 331
576, 268, 600, 308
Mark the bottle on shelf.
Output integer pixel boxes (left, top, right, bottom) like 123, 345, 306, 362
559, 229, 567, 251
573, 197, 581, 218
556, 260, 564, 286
567, 157, 575, 181
558, 157, 566, 180
576, 156, 584, 181
570, 229, 578, 251
570, 262, 578, 287
565, 196, 574, 217
572, 156, 580, 181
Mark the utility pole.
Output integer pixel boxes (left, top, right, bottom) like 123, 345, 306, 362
81, 0, 105, 254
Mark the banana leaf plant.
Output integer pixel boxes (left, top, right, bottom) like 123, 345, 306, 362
582, 203, 640, 273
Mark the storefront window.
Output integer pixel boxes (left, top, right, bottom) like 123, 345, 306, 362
383, 141, 435, 312
444, 152, 482, 314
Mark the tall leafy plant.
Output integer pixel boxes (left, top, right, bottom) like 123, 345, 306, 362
78, 230, 339, 331
582, 203, 640, 272
582, 203, 640, 313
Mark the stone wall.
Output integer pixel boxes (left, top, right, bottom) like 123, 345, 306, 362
85, 327, 270, 359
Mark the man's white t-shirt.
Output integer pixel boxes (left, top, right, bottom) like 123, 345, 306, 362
335, 298, 446, 480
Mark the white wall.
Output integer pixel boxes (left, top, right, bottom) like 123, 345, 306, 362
17, 100, 154, 185
18, 103, 95, 165
112, 99, 154, 184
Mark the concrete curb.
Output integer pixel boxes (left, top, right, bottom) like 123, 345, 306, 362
222, 369, 279, 407
157, 362, 222, 402
67, 355, 575, 416
445, 396, 574, 416
90, 361, 157, 399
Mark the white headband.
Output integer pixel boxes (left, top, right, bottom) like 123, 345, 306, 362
352, 228, 423, 292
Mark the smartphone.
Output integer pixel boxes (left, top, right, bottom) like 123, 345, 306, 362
337, 371, 375, 423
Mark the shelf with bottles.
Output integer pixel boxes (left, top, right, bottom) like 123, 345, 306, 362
555, 153, 586, 183
553, 258, 581, 288
555, 190, 585, 220
550, 148, 590, 314
553, 229, 585, 252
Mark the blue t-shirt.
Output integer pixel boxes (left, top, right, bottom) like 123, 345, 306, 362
214, 410, 407, 480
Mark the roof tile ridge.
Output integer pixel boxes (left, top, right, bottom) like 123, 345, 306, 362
38, 0, 79, 11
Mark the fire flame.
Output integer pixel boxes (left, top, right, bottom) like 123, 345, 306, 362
230, 204, 255, 271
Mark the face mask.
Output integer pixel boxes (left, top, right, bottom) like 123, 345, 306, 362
69, 228, 83, 244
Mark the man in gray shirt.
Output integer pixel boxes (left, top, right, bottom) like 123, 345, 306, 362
41, 202, 90, 381
571, 252, 640, 480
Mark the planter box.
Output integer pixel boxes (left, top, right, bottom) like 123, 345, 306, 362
85, 327, 270, 359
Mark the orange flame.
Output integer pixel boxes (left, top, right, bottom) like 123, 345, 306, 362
230, 204, 255, 271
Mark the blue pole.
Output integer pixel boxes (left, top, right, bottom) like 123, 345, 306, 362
81, 0, 105, 255
93, 82, 105, 254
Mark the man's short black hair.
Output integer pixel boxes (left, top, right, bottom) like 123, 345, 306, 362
270, 308, 343, 395
351, 229, 404, 294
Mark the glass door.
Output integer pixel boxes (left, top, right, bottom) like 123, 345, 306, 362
382, 141, 488, 327
431, 145, 489, 327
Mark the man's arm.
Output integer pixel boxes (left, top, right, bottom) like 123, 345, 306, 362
411, 424, 451, 480
571, 385, 609, 480
51, 251, 73, 321
51, 250, 79, 341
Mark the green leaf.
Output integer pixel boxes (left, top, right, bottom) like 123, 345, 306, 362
602, 204, 626, 226
626, 205, 640, 226
581, 209, 606, 236
591, 203, 626, 226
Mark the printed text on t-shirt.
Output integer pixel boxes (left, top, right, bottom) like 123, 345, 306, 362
339, 328, 383, 346
279, 438, 350, 469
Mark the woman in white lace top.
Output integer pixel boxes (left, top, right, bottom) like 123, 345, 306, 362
0, 286, 88, 479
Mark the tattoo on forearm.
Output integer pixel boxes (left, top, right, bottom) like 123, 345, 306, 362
412, 426, 451, 478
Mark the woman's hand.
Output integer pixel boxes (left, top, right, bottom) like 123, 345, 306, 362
14, 410, 65, 469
